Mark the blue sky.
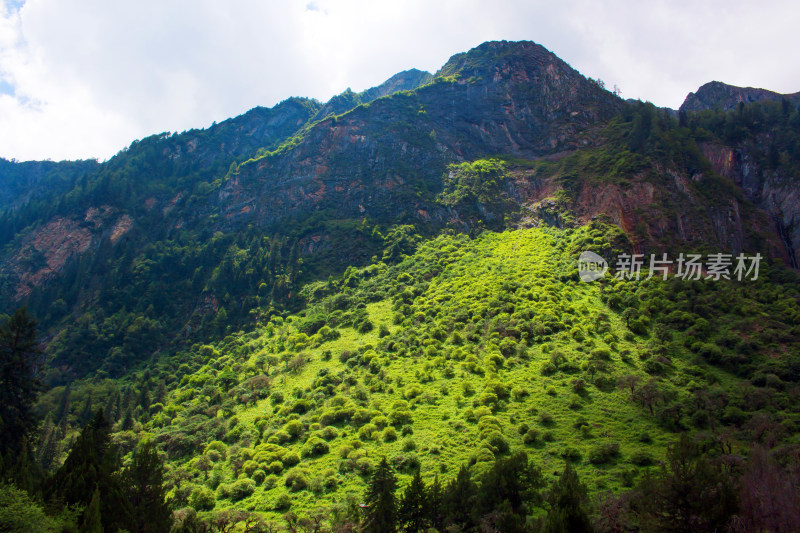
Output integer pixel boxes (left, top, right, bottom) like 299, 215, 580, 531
0, 0, 797, 161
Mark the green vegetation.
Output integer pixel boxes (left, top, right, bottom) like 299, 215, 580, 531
2, 42, 800, 531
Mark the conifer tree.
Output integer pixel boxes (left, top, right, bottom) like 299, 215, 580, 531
363, 457, 397, 533
427, 475, 444, 531
82, 488, 103, 533
122, 440, 172, 533
0, 308, 43, 459
443, 466, 477, 531
398, 467, 428, 532
543, 463, 593, 533
47, 410, 131, 532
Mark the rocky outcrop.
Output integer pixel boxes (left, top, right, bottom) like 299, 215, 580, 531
221, 40, 623, 231
701, 143, 800, 267
681, 81, 800, 113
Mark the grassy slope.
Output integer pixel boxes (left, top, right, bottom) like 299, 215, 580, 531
156, 226, 752, 520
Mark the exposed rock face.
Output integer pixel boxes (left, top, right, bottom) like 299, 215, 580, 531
222, 40, 623, 230
681, 81, 800, 113
701, 143, 800, 267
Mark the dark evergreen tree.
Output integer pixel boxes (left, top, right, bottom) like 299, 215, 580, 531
47, 410, 132, 532
82, 488, 103, 533
398, 467, 428, 532
543, 463, 593, 533
636, 435, 737, 532
427, 475, 444, 531
55, 383, 71, 428
478, 452, 545, 532
443, 466, 477, 531
78, 395, 93, 426
362, 457, 397, 533
122, 440, 172, 533
37, 421, 59, 472
0, 308, 43, 460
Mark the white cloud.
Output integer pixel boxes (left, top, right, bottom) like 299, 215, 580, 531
0, 0, 797, 161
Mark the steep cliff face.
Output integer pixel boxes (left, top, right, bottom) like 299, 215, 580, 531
221, 40, 623, 231
681, 81, 800, 113
701, 142, 800, 267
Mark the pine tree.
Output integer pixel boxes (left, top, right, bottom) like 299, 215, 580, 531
78, 396, 93, 426
47, 410, 132, 532
443, 466, 477, 531
0, 308, 43, 459
82, 488, 103, 533
543, 463, 593, 533
428, 475, 444, 531
122, 440, 172, 533
55, 383, 72, 428
363, 457, 397, 533
398, 468, 428, 532
38, 422, 59, 472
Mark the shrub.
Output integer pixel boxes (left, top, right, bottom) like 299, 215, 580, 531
382, 427, 398, 442
483, 431, 509, 454
229, 479, 256, 501
285, 469, 309, 492
273, 492, 291, 510
284, 420, 303, 439
252, 469, 267, 484
204, 441, 227, 460
189, 486, 216, 511
523, 429, 540, 445
561, 447, 582, 462
320, 426, 339, 440
630, 451, 654, 466
302, 437, 330, 457
589, 442, 620, 465
282, 451, 301, 467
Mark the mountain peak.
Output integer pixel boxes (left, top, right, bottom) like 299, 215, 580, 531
680, 80, 800, 112
360, 68, 433, 103
435, 40, 557, 79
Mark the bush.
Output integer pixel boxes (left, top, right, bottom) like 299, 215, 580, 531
204, 441, 227, 460
282, 451, 301, 467
382, 427, 398, 442
242, 460, 259, 476
483, 431, 509, 454
320, 426, 339, 440
302, 437, 330, 457
189, 486, 216, 511
523, 429, 540, 445
229, 479, 256, 501
630, 451, 654, 466
252, 469, 267, 484
285, 469, 309, 492
273, 492, 292, 510
561, 447, 582, 462
589, 442, 620, 465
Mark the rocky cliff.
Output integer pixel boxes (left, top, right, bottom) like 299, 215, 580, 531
681, 80, 800, 113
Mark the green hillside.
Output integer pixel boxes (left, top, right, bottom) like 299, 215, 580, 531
24, 222, 798, 530
2, 40, 800, 532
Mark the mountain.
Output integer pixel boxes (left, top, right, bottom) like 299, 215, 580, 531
2, 39, 800, 531
680, 80, 800, 112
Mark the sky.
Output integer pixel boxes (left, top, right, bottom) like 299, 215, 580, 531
0, 0, 797, 162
